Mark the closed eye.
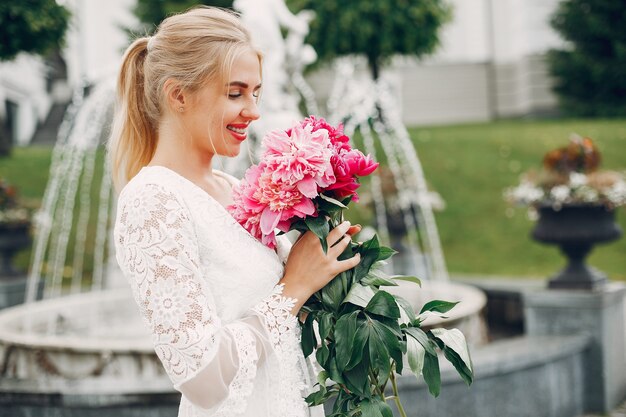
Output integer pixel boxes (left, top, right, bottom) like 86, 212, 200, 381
226, 81, 262, 99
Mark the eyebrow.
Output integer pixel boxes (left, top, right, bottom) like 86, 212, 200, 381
227, 81, 262, 90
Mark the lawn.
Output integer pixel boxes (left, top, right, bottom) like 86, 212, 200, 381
410, 118, 626, 280
1, 118, 625, 281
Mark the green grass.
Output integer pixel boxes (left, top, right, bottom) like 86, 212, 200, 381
0, 146, 54, 271
409, 118, 626, 280
0, 146, 110, 281
1, 118, 625, 281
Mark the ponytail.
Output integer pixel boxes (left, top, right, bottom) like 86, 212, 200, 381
108, 7, 261, 190
108, 37, 157, 190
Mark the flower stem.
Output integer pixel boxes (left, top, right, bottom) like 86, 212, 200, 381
390, 367, 408, 417
369, 369, 385, 400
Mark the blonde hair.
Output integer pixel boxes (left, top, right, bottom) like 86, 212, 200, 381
108, 6, 261, 189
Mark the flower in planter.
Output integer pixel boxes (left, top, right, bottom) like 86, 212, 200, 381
0, 178, 30, 227
504, 135, 626, 212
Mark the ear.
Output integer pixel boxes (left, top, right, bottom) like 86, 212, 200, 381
163, 79, 188, 112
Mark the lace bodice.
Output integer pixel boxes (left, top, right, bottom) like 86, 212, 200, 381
114, 166, 320, 417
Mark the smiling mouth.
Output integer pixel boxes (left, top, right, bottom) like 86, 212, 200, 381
227, 125, 247, 134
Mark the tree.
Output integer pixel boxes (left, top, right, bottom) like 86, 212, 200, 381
133, 0, 233, 31
0, 0, 71, 156
548, 0, 626, 117
0, 1, 70, 61
286, 0, 451, 80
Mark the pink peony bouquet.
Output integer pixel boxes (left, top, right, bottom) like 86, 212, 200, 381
229, 116, 378, 249
228, 116, 473, 417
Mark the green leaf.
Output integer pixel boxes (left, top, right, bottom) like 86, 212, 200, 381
365, 291, 401, 319
328, 355, 346, 385
346, 318, 369, 370
343, 358, 370, 397
377, 400, 394, 417
368, 327, 391, 383
305, 216, 330, 253
343, 283, 376, 308
318, 312, 334, 341
393, 294, 417, 324
300, 312, 317, 357
420, 299, 459, 315
406, 333, 426, 377
334, 311, 359, 371
321, 274, 346, 312
354, 235, 381, 279
288, 219, 309, 234
316, 370, 329, 388
376, 246, 397, 261
319, 193, 348, 208
360, 268, 398, 287
404, 327, 438, 356
423, 352, 441, 397
316, 342, 330, 367
361, 318, 403, 384
431, 328, 474, 386
359, 399, 384, 417
304, 388, 336, 406
392, 275, 422, 287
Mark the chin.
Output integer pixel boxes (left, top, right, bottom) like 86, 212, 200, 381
223, 146, 241, 158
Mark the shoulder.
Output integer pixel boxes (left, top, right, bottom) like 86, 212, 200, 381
119, 166, 177, 200
116, 167, 193, 230
117, 166, 200, 215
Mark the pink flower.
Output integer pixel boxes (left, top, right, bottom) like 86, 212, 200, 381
230, 165, 268, 244
299, 116, 350, 151
262, 123, 335, 198
253, 169, 316, 235
229, 116, 378, 250
327, 149, 379, 201
229, 163, 316, 249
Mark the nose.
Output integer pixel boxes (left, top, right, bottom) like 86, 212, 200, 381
242, 99, 260, 121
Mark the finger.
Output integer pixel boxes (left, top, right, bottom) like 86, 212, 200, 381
347, 224, 361, 236
328, 233, 351, 258
334, 252, 361, 274
327, 221, 351, 246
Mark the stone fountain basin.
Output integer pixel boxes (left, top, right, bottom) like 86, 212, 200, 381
0, 288, 165, 382
0, 282, 486, 415
0, 281, 486, 384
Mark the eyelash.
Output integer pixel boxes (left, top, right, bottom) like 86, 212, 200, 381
228, 91, 260, 99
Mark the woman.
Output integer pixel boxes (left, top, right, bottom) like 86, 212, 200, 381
109, 6, 360, 417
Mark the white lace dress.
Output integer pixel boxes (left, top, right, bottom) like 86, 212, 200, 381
114, 166, 323, 417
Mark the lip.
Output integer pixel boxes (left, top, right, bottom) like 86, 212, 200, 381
227, 124, 248, 142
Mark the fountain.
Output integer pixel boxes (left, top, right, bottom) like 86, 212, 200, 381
0, 2, 488, 416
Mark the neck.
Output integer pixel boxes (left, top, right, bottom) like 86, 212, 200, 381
150, 118, 215, 182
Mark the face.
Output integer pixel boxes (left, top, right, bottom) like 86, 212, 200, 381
182, 48, 261, 158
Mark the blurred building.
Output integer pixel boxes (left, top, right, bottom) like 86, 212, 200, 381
309, 0, 564, 125
0, 0, 136, 147
0, 0, 564, 146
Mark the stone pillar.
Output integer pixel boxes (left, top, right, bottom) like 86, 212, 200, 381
523, 283, 626, 413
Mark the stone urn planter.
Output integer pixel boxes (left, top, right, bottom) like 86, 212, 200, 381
0, 222, 33, 310
531, 204, 622, 290
0, 222, 31, 277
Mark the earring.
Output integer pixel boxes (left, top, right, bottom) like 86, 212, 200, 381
178, 107, 184, 112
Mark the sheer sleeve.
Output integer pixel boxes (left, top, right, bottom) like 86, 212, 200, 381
114, 183, 299, 414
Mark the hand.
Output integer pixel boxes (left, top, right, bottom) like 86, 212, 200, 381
279, 221, 361, 314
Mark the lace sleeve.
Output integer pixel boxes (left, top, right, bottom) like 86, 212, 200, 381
114, 183, 300, 413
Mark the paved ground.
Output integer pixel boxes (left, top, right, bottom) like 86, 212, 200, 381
580, 400, 626, 417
